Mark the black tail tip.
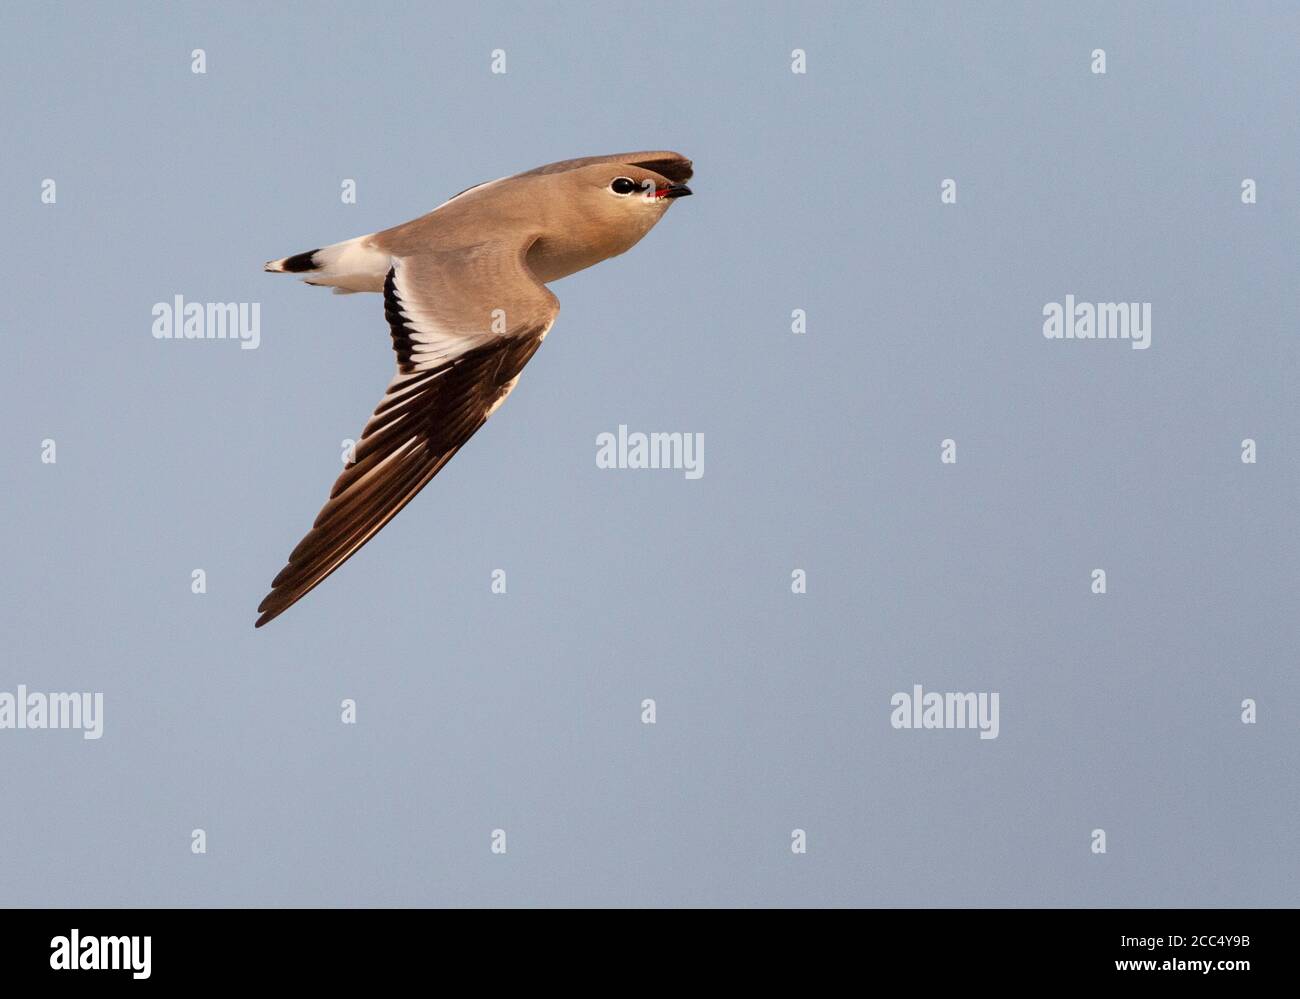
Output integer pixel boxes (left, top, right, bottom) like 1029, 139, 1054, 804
279, 249, 321, 273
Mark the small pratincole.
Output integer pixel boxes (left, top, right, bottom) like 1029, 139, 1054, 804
255, 151, 694, 628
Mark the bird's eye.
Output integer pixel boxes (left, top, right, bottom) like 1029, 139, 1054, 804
610, 177, 638, 195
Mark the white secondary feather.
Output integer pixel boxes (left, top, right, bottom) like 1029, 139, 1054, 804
388, 256, 487, 365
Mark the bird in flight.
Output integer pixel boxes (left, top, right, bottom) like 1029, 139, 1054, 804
255, 151, 694, 627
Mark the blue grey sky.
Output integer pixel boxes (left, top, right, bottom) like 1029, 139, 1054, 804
1, 1, 1297, 906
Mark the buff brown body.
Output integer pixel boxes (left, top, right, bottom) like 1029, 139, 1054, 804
256, 151, 693, 627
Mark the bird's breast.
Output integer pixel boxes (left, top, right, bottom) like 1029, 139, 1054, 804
525, 234, 610, 283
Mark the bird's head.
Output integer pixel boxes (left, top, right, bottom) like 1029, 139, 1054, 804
563, 161, 692, 244
519, 153, 693, 280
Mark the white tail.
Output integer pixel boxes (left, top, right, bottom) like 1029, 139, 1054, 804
265, 234, 390, 294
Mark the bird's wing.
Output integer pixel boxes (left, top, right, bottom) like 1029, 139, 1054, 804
255, 241, 559, 627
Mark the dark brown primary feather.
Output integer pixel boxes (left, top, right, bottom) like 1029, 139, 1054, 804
254, 268, 546, 628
